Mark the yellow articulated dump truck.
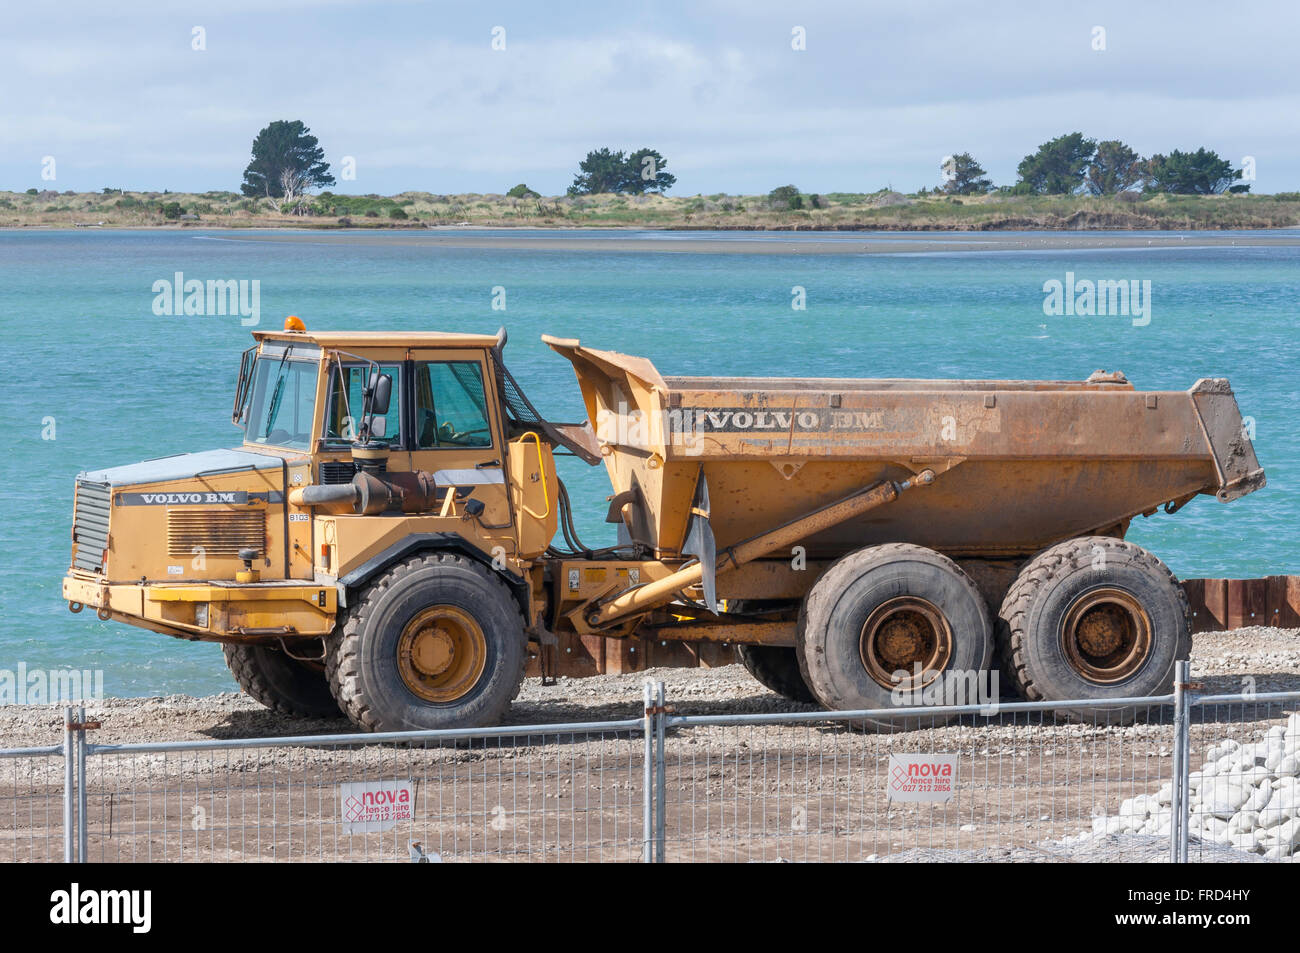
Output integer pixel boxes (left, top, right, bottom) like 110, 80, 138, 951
63, 319, 1265, 731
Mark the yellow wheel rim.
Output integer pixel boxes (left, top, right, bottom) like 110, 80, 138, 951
397, 605, 488, 703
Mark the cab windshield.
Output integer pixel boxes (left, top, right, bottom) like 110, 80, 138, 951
239, 353, 319, 450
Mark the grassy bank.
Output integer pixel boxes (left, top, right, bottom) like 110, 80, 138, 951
4, 188, 1299, 230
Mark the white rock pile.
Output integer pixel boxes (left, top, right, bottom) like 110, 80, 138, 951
1087, 712, 1300, 860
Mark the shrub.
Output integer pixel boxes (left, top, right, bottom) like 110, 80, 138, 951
389, 207, 408, 220
768, 185, 802, 210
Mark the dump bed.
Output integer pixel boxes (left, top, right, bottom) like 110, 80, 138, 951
544, 336, 1265, 560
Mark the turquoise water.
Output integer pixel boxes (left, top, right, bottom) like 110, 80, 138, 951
2, 228, 1296, 697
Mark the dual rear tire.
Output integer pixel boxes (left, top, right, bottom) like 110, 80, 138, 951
741, 538, 1189, 728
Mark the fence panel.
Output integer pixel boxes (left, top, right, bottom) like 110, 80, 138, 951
659, 702, 1182, 862
0, 746, 66, 863
5, 687, 1299, 863
79, 721, 645, 863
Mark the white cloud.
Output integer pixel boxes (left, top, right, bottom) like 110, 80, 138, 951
1, 0, 1296, 193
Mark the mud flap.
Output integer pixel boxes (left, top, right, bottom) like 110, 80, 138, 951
681, 474, 718, 613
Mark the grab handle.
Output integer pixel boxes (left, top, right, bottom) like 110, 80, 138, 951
519, 432, 551, 520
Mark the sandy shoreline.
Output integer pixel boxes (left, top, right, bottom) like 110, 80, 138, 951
178, 228, 1300, 256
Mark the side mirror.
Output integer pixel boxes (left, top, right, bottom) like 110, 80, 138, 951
369, 372, 392, 416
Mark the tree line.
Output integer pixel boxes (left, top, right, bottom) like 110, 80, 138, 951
939, 135, 1249, 197
235, 120, 1249, 208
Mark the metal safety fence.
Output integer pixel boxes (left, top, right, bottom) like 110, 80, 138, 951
2, 664, 1296, 863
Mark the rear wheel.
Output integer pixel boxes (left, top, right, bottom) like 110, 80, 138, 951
326, 553, 527, 732
736, 645, 816, 704
222, 642, 342, 718
796, 543, 994, 731
997, 536, 1190, 722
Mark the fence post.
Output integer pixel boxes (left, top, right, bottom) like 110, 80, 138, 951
1177, 662, 1195, 863
1169, 659, 1190, 863
654, 681, 666, 864
642, 681, 655, 862
76, 705, 88, 863
62, 706, 76, 863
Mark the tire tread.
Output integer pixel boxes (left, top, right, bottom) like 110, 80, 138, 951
325, 553, 527, 731
996, 536, 1191, 705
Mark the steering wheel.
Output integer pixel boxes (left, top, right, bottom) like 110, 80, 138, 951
438, 422, 490, 444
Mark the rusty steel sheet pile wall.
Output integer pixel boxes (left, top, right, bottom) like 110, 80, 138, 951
1184, 576, 1300, 633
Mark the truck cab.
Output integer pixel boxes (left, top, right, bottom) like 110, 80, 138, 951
63, 322, 583, 720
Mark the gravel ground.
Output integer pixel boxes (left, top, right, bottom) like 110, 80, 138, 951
4, 626, 1295, 750
1, 626, 1295, 863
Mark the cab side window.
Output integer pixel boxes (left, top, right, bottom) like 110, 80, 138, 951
415, 361, 493, 449
325, 363, 402, 445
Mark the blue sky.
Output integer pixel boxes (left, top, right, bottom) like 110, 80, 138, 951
3, 0, 1297, 195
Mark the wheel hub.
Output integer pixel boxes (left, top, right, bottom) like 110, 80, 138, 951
860, 597, 953, 690
410, 627, 456, 676
397, 605, 487, 703
1062, 588, 1152, 684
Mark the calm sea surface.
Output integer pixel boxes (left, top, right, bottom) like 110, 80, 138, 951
1, 228, 1296, 696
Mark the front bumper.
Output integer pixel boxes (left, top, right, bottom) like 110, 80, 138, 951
62, 572, 337, 643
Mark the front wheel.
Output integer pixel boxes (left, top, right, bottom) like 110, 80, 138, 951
222, 642, 342, 718
326, 553, 527, 732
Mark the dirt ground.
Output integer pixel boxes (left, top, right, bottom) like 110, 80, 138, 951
2, 626, 1296, 863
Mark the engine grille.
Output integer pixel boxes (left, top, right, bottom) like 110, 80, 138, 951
167, 511, 266, 558
320, 460, 356, 484
72, 480, 112, 573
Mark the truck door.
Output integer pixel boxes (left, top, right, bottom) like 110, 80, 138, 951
408, 349, 515, 555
